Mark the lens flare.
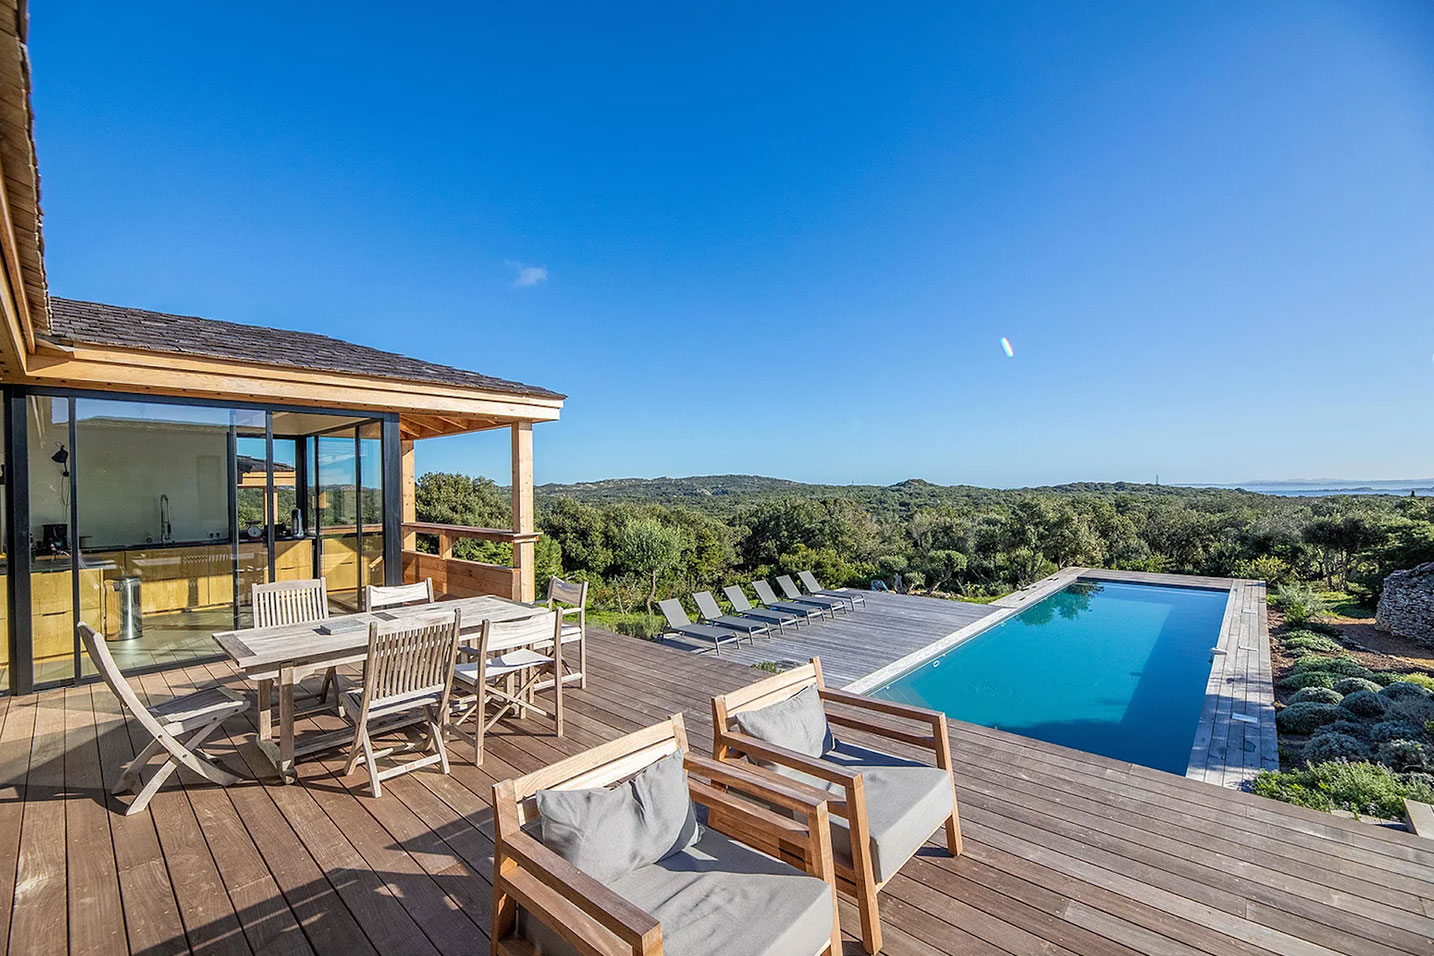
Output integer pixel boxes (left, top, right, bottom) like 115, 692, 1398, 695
1000, 337, 1014, 358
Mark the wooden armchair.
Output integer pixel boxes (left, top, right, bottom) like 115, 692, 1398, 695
491, 714, 842, 956
711, 658, 962, 954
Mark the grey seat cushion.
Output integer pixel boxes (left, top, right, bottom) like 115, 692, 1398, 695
521, 827, 834, 956
806, 741, 953, 883
732, 685, 834, 763
537, 750, 699, 883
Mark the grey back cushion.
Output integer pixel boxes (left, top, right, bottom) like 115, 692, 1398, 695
537, 749, 699, 883
733, 684, 835, 762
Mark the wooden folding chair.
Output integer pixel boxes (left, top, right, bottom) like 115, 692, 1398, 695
80, 623, 248, 815
252, 578, 340, 708
340, 609, 462, 797
448, 611, 564, 766
365, 578, 435, 610
544, 576, 588, 688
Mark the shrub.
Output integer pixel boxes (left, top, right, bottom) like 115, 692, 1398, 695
1380, 682, 1433, 703
1369, 720, 1426, 743
1376, 739, 1432, 772
1302, 733, 1370, 763
1276, 702, 1341, 735
1318, 719, 1371, 740
1278, 671, 1336, 691
612, 613, 664, 640
1238, 555, 1290, 585
1289, 687, 1342, 706
1304, 620, 1343, 637
1251, 761, 1434, 819
1388, 695, 1434, 727
1338, 690, 1388, 719
1282, 632, 1343, 654
1290, 655, 1372, 679
1370, 671, 1404, 687
1332, 677, 1381, 696
1274, 582, 1326, 626
1397, 672, 1434, 693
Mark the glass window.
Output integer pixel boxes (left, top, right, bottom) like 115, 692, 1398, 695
28, 396, 76, 686
73, 399, 254, 675
360, 422, 384, 599
317, 429, 361, 613
8, 393, 392, 688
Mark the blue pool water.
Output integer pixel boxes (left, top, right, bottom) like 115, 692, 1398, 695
873, 580, 1229, 774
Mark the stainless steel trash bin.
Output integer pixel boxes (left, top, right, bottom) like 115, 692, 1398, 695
110, 575, 143, 642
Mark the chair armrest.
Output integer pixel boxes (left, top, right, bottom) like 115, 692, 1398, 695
712, 731, 861, 790
684, 752, 832, 813
496, 829, 661, 955
819, 687, 946, 753
684, 769, 837, 887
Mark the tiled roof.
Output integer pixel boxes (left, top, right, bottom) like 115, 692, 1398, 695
45, 298, 564, 400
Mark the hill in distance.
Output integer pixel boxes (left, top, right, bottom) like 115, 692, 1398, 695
533, 474, 1274, 517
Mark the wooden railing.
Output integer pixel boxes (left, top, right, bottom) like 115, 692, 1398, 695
400, 522, 542, 602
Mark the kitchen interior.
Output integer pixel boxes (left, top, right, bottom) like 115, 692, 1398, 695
9, 396, 385, 688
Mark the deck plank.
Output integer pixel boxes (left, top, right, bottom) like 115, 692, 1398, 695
10, 689, 69, 956
90, 680, 191, 956
62, 684, 127, 956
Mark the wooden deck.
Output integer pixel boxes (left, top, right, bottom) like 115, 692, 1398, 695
2, 629, 1431, 956
654, 590, 1000, 688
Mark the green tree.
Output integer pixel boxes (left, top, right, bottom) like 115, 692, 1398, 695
540, 496, 613, 576
414, 472, 513, 562
918, 549, 968, 593
612, 517, 692, 614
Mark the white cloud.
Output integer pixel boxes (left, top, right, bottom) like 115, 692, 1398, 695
505, 260, 548, 287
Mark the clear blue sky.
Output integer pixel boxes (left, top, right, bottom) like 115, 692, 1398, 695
30, 2, 1434, 487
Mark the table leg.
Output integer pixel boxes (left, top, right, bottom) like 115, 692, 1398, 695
257, 678, 273, 740
279, 666, 296, 784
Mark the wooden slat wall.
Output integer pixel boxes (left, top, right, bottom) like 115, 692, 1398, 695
401, 551, 521, 602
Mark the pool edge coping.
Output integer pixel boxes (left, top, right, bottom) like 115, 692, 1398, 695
843, 567, 1086, 695
844, 567, 1277, 791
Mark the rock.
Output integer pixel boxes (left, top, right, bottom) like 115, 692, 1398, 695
1376, 562, 1434, 647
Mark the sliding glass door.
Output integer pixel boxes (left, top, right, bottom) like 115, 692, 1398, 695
6, 390, 393, 690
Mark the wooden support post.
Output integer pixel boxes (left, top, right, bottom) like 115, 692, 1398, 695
400, 439, 416, 552
438, 531, 454, 559
511, 421, 535, 603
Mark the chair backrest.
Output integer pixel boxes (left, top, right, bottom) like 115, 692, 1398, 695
358, 610, 462, 711
480, 610, 562, 657
253, 578, 329, 628
776, 575, 805, 600
692, 591, 724, 621
751, 580, 782, 606
711, 658, 825, 736
798, 571, 825, 593
79, 622, 172, 744
493, 715, 689, 837
366, 579, 435, 610
656, 598, 691, 628
722, 585, 755, 612
546, 577, 587, 608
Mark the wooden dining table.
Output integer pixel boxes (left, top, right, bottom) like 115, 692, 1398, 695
213, 594, 546, 781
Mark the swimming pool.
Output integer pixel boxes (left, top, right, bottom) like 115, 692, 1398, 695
872, 579, 1230, 774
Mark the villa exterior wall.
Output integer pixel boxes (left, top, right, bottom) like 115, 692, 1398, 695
1376, 561, 1434, 647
